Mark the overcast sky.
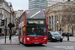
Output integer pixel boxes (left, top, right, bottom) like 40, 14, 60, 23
6, 0, 73, 11
6, 0, 29, 11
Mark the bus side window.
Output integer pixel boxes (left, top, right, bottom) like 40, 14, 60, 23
24, 31, 25, 35
19, 29, 22, 35
21, 29, 22, 35
19, 29, 21, 35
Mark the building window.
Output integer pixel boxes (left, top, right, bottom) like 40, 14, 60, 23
0, 16, 2, 20
0, 11, 2, 14
32, 0, 35, 1
36, 0, 41, 2
34, 5, 39, 8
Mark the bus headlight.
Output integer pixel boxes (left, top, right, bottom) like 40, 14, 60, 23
27, 38, 30, 40
44, 37, 47, 39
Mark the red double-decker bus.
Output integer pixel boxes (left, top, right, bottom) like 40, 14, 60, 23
18, 9, 48, 45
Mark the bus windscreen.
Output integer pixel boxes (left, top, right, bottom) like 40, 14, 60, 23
26, 26, 46, 37
26, 10, 45, 19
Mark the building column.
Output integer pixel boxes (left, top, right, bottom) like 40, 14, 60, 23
50, 16, 52, 31
49, 16, 50, 28
53, 15, 55, 31
48, 16, 49, 26
57, 16, 59, 31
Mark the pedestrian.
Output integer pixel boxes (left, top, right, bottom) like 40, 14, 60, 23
62, 33, 65, 38
67, 33, 69, 41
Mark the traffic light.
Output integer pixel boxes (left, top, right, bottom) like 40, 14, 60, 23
8, 23, 15, 28
1, 20, 5, 26
8, 23, 15, 40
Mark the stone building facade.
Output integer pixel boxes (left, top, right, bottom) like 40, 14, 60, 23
0, 0, 14, 35
46, 1, 75, 36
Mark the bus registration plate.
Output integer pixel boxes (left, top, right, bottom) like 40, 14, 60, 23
34, 42, 39, 44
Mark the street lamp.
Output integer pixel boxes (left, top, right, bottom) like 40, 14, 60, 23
57, 20, 59, 23
57, 20, 59, 31
9, 2, 12, 22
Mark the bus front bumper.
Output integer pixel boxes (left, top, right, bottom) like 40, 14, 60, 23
26, 39, 47, 44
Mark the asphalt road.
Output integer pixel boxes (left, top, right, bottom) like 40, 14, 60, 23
0, 36, 75, 50
0, 42, 75, 50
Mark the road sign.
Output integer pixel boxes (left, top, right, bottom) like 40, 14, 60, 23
8, 34, 10, 36
48, 26, 50, 29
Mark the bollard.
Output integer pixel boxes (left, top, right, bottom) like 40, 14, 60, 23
67, 33, 69, 41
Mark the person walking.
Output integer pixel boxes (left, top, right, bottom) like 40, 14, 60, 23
62, 33, 65, 38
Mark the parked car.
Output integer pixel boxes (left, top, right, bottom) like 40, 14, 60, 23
62, 32, 72, 36
0, 33, 4, 36
68, 33, 72, 36
48, 31, 63, 42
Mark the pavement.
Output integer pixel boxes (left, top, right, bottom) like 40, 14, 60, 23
63, 36, 75, 42
0, 36, 19, 45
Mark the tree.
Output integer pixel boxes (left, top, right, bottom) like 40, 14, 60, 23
62, 6, 75, 36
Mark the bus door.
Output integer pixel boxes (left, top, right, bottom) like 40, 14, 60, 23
23, 26, 26, 39
19, 28, 23, 42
